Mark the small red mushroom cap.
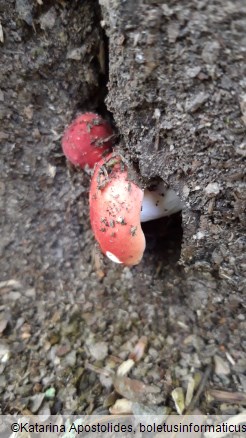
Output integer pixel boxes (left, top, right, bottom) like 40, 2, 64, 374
89, 154, 146, 266
62, 112, 113, 168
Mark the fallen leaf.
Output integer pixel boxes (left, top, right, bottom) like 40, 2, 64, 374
113, 375, 161, 404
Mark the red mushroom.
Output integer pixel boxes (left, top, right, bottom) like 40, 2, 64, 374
89, 154, 146, 266
62, 112, 113, 168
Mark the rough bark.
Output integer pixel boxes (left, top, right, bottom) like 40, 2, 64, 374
100, 0, 246, 292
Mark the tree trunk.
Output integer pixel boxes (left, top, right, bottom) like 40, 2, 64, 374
100, 0, 246, 293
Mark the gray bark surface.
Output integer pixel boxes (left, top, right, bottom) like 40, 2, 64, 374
100, 0, 246, 292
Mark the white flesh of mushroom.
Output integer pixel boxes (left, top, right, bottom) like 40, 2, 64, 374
140, 182, 183, 223
106, 251, 123, 264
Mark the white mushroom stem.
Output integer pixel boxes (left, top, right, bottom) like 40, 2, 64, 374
140, 182, 183, 223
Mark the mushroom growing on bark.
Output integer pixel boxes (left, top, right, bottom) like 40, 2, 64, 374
89, 154, 182, 266
62, 112, 113, 168
89, 154, 145, 266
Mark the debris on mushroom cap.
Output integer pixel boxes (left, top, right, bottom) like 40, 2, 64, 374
140, 182, 183, 222
89, 154, 146, 266
61, 112, 113, 168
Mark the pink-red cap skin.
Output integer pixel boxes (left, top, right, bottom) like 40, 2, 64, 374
62, 113, 113, 168
89, 154, 146, 266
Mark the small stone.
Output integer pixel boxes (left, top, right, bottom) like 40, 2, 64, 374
117, 359, 135, 377
193, 231, 206, 240
135, 52, 145, 64
66, 47, 87, 61
205, 182, 221, 196
24, 288, 36, 298
214, 355, 230, 376
7, 291, 21, 301
110, 398, 133, 415
166, 335, 174, 345
16, 317, 25, 330
186, 66, 201, 78
88, 342, 108, 361
47, 164, 56, 178
154, 108, 161, 119
39, 7, 57, 30
161, 4, 174, 17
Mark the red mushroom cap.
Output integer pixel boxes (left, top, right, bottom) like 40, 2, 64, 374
62, 112, 113, 168
89, 154, 146, 266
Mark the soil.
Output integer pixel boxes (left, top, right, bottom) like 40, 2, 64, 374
0, 0, 245, 416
